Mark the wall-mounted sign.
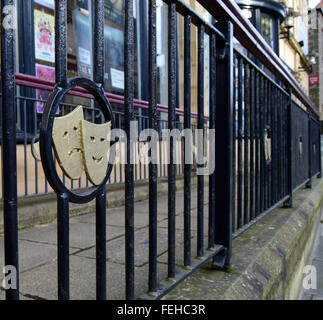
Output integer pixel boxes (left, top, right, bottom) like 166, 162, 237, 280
34, 0, 55, 10
34, 9, 55, 63
309, 75, 319, 85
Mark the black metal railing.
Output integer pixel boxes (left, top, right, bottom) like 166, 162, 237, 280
0, 0, 321, 301
232, 49, 291, 237
0, 92, 189, 199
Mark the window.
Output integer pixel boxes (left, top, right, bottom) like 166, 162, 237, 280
261, 13, 274, 48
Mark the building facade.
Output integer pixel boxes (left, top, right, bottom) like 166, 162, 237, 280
309, 2, 323, 129
235, 0, 313, 96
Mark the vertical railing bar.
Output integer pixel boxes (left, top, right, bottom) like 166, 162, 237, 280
259, 75, 264, 214
280, 92, 286, 199
168, 1, 177, 278
93, 0, 107, 300
118, 115, 122, 183
148, 0, 158, 293
272, 87, 276, 202
208, 32, 216, 250
318, 118, 322, 179
255, 71, 260, 216
283, 94, 287, 197
277, 91, 282, 198
232, 56, 237, 233
184, 14, 192, 264
263, 79, 268, 210
55, 0, 67, 87
23, 100, 29, 196
213, 21, 233, 271
1, 0, 20, 300
57, 193, 69, 300
249, 66, 255, 221
243, 62, 249, 225
54, 0, 69, 300
197, 23, 205, 257
125, 0, 135, 300
33, 101, 39, 195
61, 107, 66, 187
275, 88, 280, 202
307, 110, 312, 188
272, 85, 276, 204
267, 82, 272, 207
264, 79, 269, 210
237, 57, 243, 228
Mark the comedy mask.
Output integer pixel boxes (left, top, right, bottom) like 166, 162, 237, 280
81, 120, 111, 186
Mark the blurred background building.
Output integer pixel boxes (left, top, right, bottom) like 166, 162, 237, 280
308, 1, 323, 130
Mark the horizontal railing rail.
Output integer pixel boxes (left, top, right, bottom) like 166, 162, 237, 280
10, 73, 208, 120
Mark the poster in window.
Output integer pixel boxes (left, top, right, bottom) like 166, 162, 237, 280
74, 9, 92, 78
34, 9, 55, 63
35, 64, 57, 114
104, 25, 124, 92
104, 0, 125, 27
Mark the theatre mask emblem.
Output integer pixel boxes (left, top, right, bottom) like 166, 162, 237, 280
52, 106, 84, 180
81, 120, 111, 186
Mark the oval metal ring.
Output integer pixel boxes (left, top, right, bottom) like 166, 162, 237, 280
40, 77, 116, 204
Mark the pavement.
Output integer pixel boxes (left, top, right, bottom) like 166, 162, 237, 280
0, 186, 209, 300
300, 204, 323, 300
300, 137, 323, 300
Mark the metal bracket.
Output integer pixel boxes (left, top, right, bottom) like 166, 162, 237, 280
212, 248, 230, 271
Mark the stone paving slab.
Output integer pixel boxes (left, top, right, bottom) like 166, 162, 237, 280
158, 207, 210, 231
18, 222, 125, 250
19, 255, 168, 300
76, 227, 197, 267
72, 207, 168, 228
0, 237, 77, 274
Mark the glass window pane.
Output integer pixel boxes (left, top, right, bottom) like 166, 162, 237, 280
261, 13, 274, 48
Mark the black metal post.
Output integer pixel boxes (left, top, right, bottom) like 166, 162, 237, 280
184, 14, 192, 266
57, 193, 69, 300
168, 1, 177, 279
95, 189, 106, 300
1, 0, 19, 300
54, 0, 70, 300
125, 0, 135, 300
244, 63, 250, 225
284, 90, 293, 207
197, 23, 205, 258
212, 21, 233, 271
318, 122, 322, 179
306, 111, 312, 188
55, 0, 67, 87
93, 0, 107, 300
148, 0, 158, 292
208, 32, 216, 250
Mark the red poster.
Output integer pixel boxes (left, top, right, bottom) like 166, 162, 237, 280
309, 75, 319, 85
36, 64, 56, 113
